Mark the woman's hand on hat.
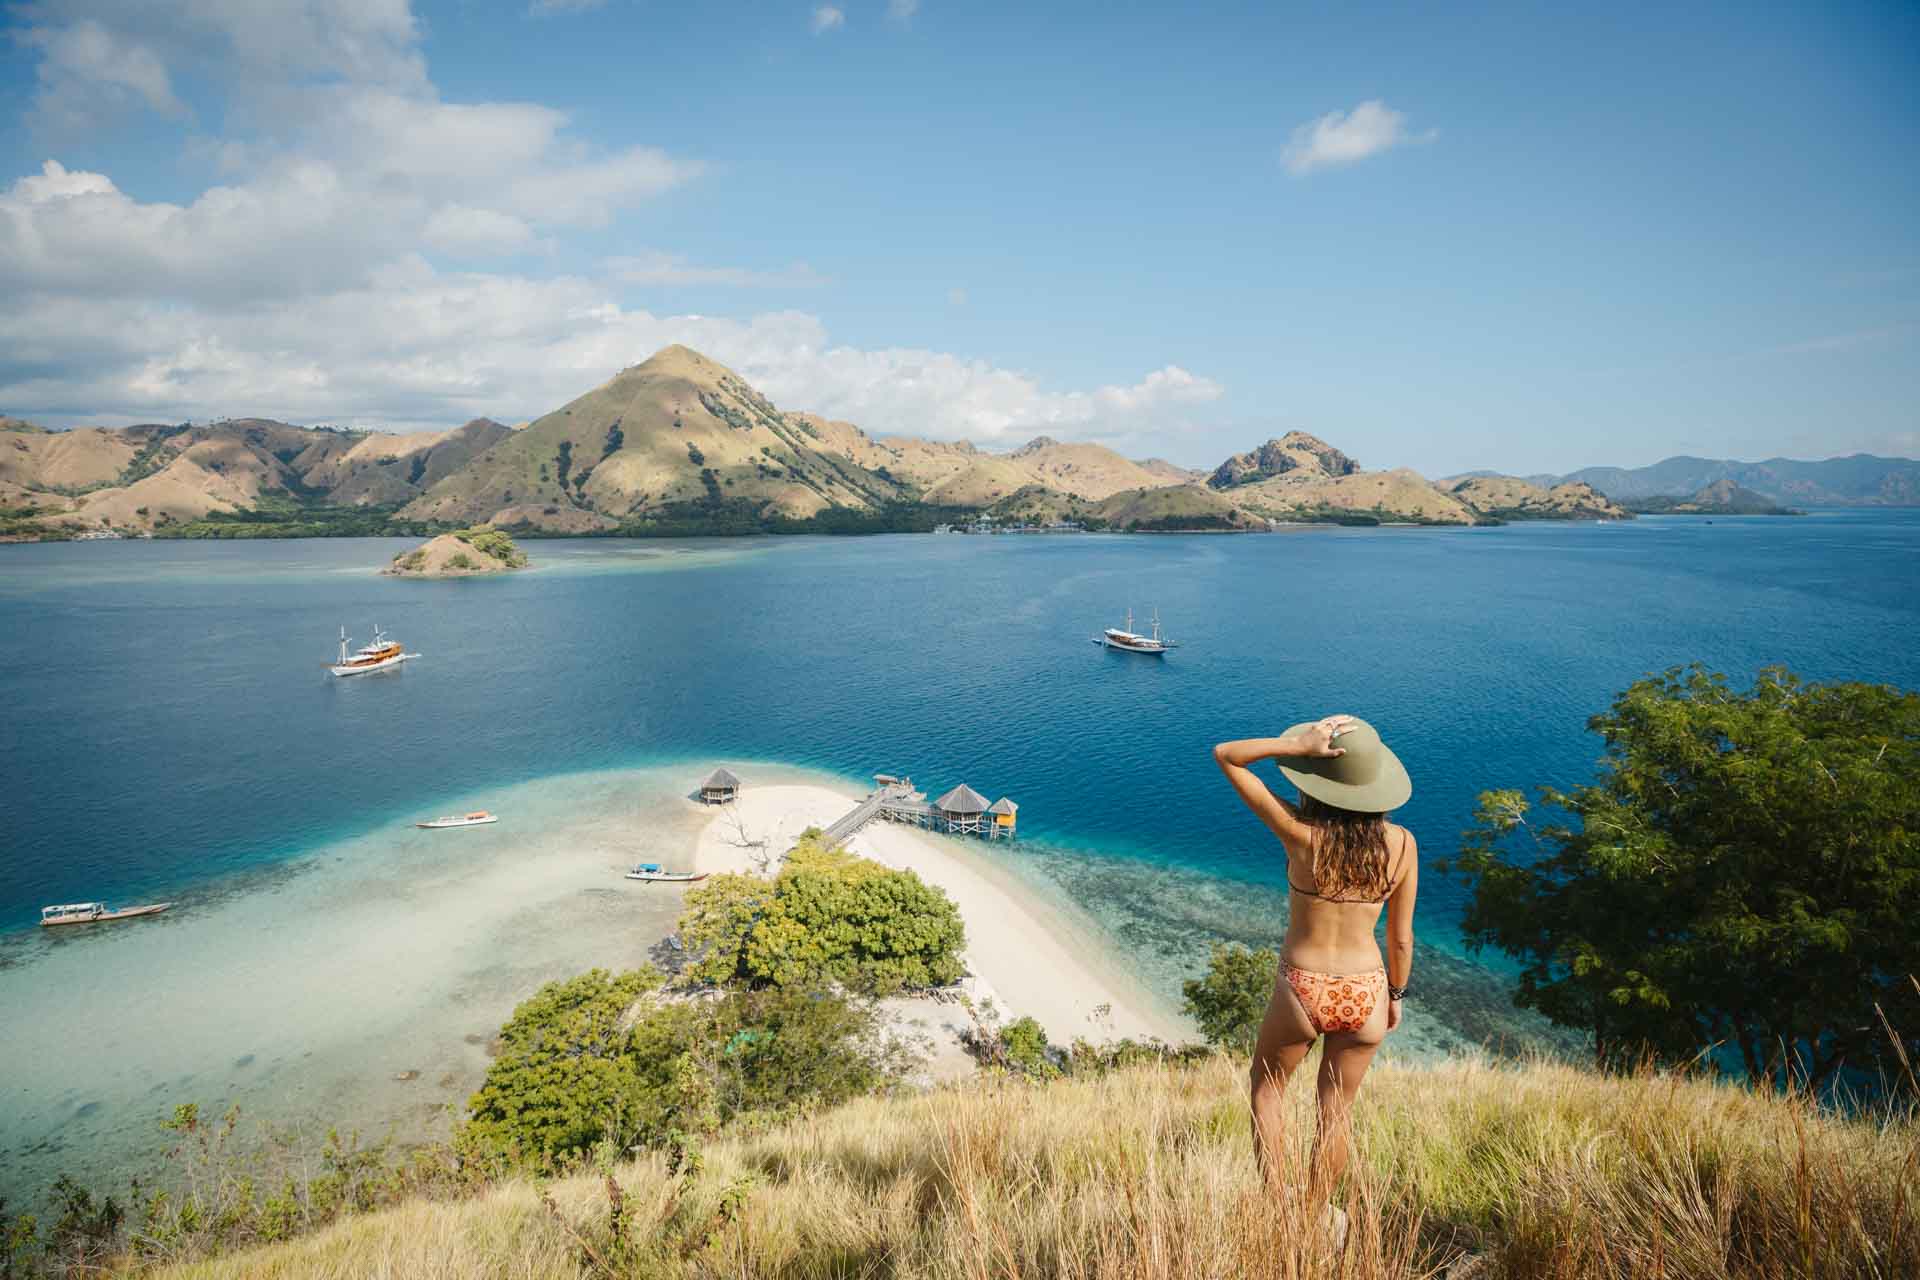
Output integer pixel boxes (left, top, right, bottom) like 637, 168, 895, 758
1298, 714, 1356, 758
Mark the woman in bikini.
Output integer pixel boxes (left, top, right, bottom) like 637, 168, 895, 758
1212, 714, 1416, 1227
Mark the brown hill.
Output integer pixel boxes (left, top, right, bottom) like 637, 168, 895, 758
385, 528, 529, 576
1209, 432, 1360, 488
1092, 482, 1261, 531
1440, 475, 1631, 520
401, 346, 908, 529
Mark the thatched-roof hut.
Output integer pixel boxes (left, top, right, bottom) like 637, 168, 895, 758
987, 796, 1019, 838
699, 767, 742, 805
935, 783, 990, 832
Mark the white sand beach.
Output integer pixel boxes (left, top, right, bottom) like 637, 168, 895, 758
690, 782, 1190, 1066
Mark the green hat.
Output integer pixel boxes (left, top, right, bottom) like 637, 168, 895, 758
1276, 718, 1412, 813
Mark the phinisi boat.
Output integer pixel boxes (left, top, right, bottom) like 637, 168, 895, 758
1092, 607, 1177, 655
416, 811, 498, 829
328, 626, 416, 677
624, 862, 709, 884
41, 901, 172, 928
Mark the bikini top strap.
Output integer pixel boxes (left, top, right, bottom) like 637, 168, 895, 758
1288, 827, 1409, 904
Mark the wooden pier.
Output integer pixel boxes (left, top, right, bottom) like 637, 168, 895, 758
820, 774, 1016, 847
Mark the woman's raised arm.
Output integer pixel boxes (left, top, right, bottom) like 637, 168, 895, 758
1211, 715, 1354, 846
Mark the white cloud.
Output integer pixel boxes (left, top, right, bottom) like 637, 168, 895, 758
0, 1, 1226, 447
1280, 100, 1433, 176
23, 18, 186, 129
1, 255, 1221, 442
811, 5, 845, 34
887, 0, 920, 21
607, 252, 828, 288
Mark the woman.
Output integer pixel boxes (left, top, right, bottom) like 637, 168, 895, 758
1212, 714, 1416, 1231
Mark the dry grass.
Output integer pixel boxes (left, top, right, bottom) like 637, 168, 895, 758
134, 1052, 1919, 1279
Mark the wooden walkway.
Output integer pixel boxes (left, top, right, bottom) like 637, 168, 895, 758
821, 781, 934, 847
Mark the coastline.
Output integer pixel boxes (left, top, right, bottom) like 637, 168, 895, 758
0, 760, 1192, 1205
690, 782, 1190, 1060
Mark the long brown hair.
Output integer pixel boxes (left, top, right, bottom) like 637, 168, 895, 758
1295, 793, 1394, 901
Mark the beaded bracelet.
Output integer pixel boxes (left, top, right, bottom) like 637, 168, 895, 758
1387, 983, 1409, 1001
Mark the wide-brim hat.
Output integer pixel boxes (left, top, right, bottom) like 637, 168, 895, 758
1275, 718, 1411, 813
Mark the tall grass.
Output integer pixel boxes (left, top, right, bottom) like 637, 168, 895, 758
130, 1051, 1918, 1279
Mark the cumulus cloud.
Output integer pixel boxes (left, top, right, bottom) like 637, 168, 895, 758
22, 17, 186, 130
1, 254, 1221, 442
811, 5, 845, 33
1, 0, 1226, 447
1281, 100, 1433, 176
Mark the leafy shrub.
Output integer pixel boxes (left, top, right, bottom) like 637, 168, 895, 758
679, 835, 966, 995
1180, 942, 1279, 1050
455, 968, 911, 1175
451, 526, 527, 567
444, 552, 476, 571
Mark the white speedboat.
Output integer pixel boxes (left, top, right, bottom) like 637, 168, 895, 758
1092, 607, 1177, 654
328, 626, 416, 677
624, 862, 709, 884
416, 811, 498, 830
41, 901, 172, 927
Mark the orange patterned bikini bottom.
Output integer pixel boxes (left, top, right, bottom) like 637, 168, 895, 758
1284, 963, 1387, 1035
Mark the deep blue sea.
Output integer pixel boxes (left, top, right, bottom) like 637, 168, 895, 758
5, 514, 1916, 933
0, 512, 1916, 1196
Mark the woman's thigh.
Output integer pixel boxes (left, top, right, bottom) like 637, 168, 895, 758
1251, 969, 1318, 1085
1319, 993, 1389, 1098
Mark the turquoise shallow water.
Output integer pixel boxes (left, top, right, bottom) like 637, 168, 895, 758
1, 515, 1916, 1197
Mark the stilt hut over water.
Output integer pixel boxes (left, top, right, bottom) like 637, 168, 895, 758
987, 797, 1018, 838
699, 768, 741, 805
934, 783, 990, 834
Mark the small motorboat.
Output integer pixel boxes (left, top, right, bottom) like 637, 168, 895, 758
624, 863, 709, 884
417, 811, 499, 829
41, 901, 172, 928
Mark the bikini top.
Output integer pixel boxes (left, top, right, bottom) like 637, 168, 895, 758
1286, 843, 1404, 905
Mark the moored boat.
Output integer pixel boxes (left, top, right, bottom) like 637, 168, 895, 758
328, 626, 416, 677
1092, 607, 1177, 654
41, 901, 172, 927
624, 863, 709, 884
416, 811, 499, 829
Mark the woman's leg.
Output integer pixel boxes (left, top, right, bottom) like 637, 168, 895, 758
1305, 991, 1389, 1211
1249, 970, 1317, 1193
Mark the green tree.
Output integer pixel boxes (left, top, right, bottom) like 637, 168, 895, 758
1447, 666, 1920, 1086
456, 969, 911, 1174
456, 968, 663, 1174
678, 836, 966, 994
1181, 943, 1280, 1051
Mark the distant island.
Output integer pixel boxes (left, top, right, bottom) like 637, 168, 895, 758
3, 345, 1909, 542
1623, 478, 1801, 516
385, 527, 529, 577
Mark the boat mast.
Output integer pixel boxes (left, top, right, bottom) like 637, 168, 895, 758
338, 626, 348, 665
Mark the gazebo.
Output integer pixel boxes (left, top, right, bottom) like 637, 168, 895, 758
934, 783, 990, 834
987, 796, 1019, 839
699, 767, 742, 805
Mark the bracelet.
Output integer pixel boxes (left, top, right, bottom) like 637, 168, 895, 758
1387, 983, 1408, 1001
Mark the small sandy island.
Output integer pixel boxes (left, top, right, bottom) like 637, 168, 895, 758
385, 527, 529, 577
691, 782, 1189, 1077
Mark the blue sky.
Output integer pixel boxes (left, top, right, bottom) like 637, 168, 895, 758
1, 0, 1914, 474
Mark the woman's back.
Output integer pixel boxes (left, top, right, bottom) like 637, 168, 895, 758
1281, 823, 1411, 974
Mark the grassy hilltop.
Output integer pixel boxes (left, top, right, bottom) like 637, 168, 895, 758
125, 1052, 1915, 1280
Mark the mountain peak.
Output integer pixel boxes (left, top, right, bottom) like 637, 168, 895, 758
1208, 433, 1360, 489
1011, 436, 1063, 456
